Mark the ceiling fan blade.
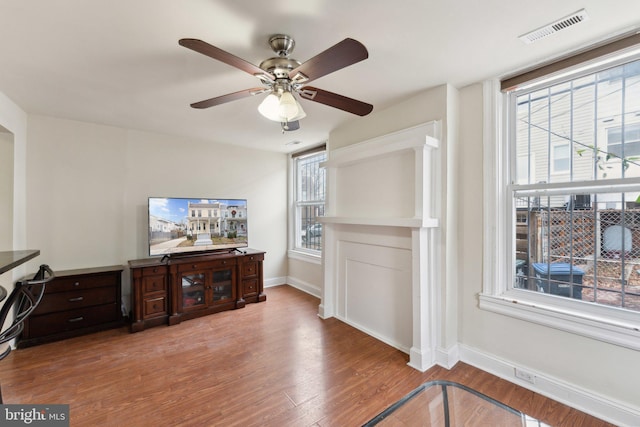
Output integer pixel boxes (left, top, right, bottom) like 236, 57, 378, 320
179, 38, 273, 81
190, 88, 268, 109
298, 87, 373, 116
288, 38, 368, 84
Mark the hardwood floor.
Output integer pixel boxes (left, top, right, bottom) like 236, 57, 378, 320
0, 285, 614, 426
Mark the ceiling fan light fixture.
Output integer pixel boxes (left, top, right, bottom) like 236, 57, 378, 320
258, 90, 305, 122
278, 91, 299, 120
290, 99, 306, 121
258, 93, 282, 121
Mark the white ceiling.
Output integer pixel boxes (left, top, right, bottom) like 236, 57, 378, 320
0, 1, 638, 152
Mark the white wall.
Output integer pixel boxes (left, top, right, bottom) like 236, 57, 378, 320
0, 129, 14, 292
334, 150, 415, 218
330, 86, 449, 151
0, 130, 13, 252
0, 92, 28, 287
26, 116, 127, 269
287, 257, 322, 297
458, 83, 640, 416
25, 115, 288, 302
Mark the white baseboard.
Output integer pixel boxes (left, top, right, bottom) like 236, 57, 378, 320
284, 276, 321, 298
435, 344, 460, 369
336, 314, 411, 355
264, 276, 287, 288
459, 344, 640, 427
408, 347, 435, 372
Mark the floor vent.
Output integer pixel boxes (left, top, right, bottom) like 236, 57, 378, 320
519, 9, 589, 44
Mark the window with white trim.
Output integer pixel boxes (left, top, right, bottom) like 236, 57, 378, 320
607, 122, 640, 159
293, 148, 326, 253
480, 34, 640, 349
551, 141, 570, 174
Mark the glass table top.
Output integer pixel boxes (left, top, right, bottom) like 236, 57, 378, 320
363, 380, 549, 427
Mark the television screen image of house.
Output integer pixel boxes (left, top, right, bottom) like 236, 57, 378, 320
148, 198, 248, 255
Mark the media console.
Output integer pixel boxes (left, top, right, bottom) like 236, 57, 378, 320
129, 249, 265, 332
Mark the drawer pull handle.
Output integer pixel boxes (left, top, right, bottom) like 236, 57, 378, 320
68, 297, 84, 302
68, 317, 84, 323
74, 282, 80, 287
192, 264, 197, 269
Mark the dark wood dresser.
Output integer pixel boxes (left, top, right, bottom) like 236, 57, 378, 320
18, 265, 124, 348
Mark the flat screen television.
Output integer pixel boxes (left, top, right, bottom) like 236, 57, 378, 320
148, 197, 248, 257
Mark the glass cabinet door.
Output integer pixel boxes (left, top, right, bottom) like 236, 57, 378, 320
212, 269, 234, 303
181, 272, 206, 309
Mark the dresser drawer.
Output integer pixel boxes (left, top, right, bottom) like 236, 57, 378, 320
141, 265, 167, 277
28, 304, 119, 337
242, 279, 258, 297
142, 275, 166, 294
143, 296, 167, 319
243, 253, 264, 263
176, 258, 236, 273
241, 261, 258, 278
46, 273, 119, 293
34, 286, 116, 315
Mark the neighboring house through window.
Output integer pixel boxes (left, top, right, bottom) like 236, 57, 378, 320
480, 34, 640, 350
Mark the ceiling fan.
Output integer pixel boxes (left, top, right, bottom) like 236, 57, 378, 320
179, 34, 373, 131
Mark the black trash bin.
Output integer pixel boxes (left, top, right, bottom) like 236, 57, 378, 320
532, 263, 584, 299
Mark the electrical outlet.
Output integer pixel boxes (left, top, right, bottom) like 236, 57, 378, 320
514, 368, 536, 384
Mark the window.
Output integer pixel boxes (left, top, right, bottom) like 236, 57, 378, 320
551, 141, 570, 173
512, 56, 640, 311
480, 35, 640, 350
292, 147, 326, 254
607, 122, 640, 159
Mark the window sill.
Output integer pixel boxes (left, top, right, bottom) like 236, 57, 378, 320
288, 249, 322, 265
478, 291, 640, 351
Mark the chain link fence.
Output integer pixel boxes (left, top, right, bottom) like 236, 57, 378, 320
516, 200, 640, 311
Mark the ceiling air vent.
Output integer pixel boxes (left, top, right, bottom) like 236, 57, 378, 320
519, 9, 589, 44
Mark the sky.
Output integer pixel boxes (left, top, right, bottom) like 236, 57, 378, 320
148, 198, 247, 223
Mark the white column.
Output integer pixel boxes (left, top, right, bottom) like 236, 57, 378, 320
408, 226, 435, 371
319, 162, 338, 319
319, 222, 336, 319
